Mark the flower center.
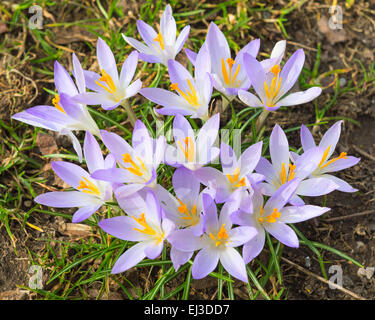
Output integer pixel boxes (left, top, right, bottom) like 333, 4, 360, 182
132, 213, 164, 243
77, 176, 101, 196
264, 65, 282, 109
226, 167, 246, 188
318, 145, 347, 170
122, 153, 149, 180
154, 33, 165, 51
176, 198, 200, 226
280, 162, 296, 185
177, 136, 195, 162
209, 224, 229, 247
258, 206, 281, 224
221, 58, 241, 87
52, 95, 66, 114
95, 69, 117, 94
170, 80, 199, 108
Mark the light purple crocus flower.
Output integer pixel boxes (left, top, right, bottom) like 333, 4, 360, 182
186, 22, 260, 101
34, 132, 115, 223
231, 180, 330, 263
168, 194, 257, 282
91, 120, 166, 198
195, 141, 263, 212
140, 45, 212, 120
73, 38, 142, 111
156, 167, 207, 271
164, 114, 220, 170
238, 49, 322, 111
255, 124, 338, 205
297, 121, 360, 192
122, 4, 190, 66
12, 54, 100, 162
99, 190, 174, 274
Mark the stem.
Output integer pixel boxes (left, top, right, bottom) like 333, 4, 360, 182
122, 99, 137, 127
255, 109, 270, 134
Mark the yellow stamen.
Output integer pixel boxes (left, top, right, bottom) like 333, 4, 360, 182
221, 58, 241, 86
154, 33, 165, 51
270, 65, 281, 76
177, 136, 195, 162
264, 65, 282, 108
226, 167, 246, 188
209, 224, 229, 247
52, 95, 66, 114
258, 206, 265, 223
318, 146, 331, 167
265, 208, 281, 223
170, 80, 199, 108
95, 69, 117, 94
288, 164, 296, 181
320, 152, 347, 169
280, 163, 287, 185
132, 213, 164, 243
77, 176, 101, 196
122, 153, 145, 177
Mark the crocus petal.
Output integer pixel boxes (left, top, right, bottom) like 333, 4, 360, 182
168, 229, 204, 252
26, 105, 72, 126
160, 4, 176, 46
115, 183, 146, 198
35, 191, 96, 208
297, 177, 338, 196
242, 53, 266, 100
255, 157, 279, 184
278, 49, 305, 95
137, 20, 158, 48
111, 242, 147, 274
300, 124, 316, 151
185, 48, 197, 65
238, 90, 264, 108
269, 124, 290, 173
84, 131, 104, 174
202, 193, 219, 234
229, 226, 258, 247
91, 168, 133, 183
206, 22, 230, 75
293, 147, 324, 180
168, 60, 194, 94
122, 34, 155, 55
145, 241, 163, 260
11, 111, 60, 131
243, 227, 265, 263
320, 156, 360, 173
61, 129, 83, 163
72, 53, 85, 94
97, 37, 118, 83
170, 247, 193, 271
173, 167, 200, 205
192, 247, 220, 280
120, 50, 139, 88
140, 88, 189, 114
51, 161, 90, 188
72, 204, 101, 223
264, 178, 301, 212
220, 247, 248, 282
174, 25, 191, 54
239, 141, 263, 176
278, 87, 322, 107
265, 222, 299, 248
124, 79, 142, 99
98, 216, 149, 241
54, 61, 77, 97
321, 174, 358, 192
280, 205, 330, 224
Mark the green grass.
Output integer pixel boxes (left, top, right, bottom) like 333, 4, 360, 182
1, 0, 368, 300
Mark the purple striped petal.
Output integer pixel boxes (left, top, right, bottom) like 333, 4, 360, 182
265, 222, 299, 248
72, 204, 101, 223
35, 191, 96, 208
220, 247, 248, 282
111, 242, 147, 274
192, 247, 219, 280
280, 205, 330, 224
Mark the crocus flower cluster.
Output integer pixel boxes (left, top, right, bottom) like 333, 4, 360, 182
11, 4, 360, 284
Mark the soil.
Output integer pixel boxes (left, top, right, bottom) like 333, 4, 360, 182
1, 0, 374, 300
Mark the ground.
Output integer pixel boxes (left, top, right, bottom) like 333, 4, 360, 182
0, 0, 374, 300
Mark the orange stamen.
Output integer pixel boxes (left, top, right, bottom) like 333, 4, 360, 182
95, 69, 117, 94
77, 176, 101, 196
52, 95, 66, 114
